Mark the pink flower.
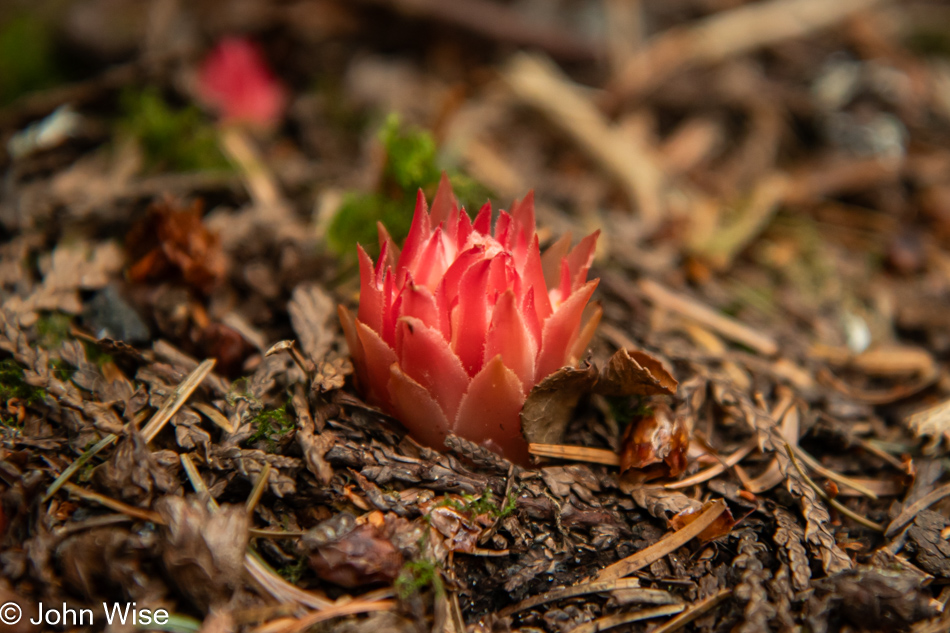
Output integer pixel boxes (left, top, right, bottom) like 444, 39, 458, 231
338, 176, 601, 464
197, 37, 286, 128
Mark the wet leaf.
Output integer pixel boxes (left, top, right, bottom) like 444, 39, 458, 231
520, 362, 598, 445
598, 348, 678, 397
301, 511, 406, 588
126, 197, 227, 294
670, 500, 737, 543
619, 402, 689, 483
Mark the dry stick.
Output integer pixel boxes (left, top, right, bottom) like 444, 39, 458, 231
245, 549, 334, 610
193, 402, 235, 434
501, 52, 665, 229
665, 440, 757, 490
650, 588, 733, 633
180, 455, 333, 609
610, 0, 891, 101
500, 579, 674, 617
246, 462, 273, 516
251, 599, 395, 633
62, 483, 163, 524
141, 358, 216, 443
638, 279, 779, 356
595, 499, 728, 582
792, 444, 878, 499
884, 482, 950, 538
570, 604, 686, 633
784, 444, 884, 532
528, 443, 620, 466
42, 433, 118, 502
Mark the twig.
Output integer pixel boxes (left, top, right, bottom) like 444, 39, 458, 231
784, 443, 884, 532
500, 579, 674, 617
637, 279, 779, 356
884, 482, 950, 538
665, 440, 757, 490
529, 443, 620, 466
42, 433, 118, 502
141, 359, 216, 443
570, 604, 685, 633
501, 53, 665, 229
594, 499, 727, 582
609, 0, 891, 101
650, 588, 733, 633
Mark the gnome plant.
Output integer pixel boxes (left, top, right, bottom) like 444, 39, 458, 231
339, 177, 600, 464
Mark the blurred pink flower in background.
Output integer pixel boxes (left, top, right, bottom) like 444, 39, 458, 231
197, 37, 286, 128
339, 176, 601, 464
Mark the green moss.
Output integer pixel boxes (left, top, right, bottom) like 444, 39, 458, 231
435, 488, 517, 519
0, 359, 45, 419
395, 557, 442, 599
36, 312, 72, 350
277, 557, 308, 584
118, 88, 231, 172
327, 114, 492, 258
0, 13, 60, 105
48, 358, 75, 382
246, 402, 293, 452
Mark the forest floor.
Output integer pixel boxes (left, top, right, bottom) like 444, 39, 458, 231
3, 1, 950, 631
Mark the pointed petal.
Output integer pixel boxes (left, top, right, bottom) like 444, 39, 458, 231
355, 321, 398, 409
395, 317, 469, 421
494, 210, 512, 247
451, 258, 492, 376
570, 302, 602, 362
485, 291, 536, 392
509, 191, 536, 249
553, 258, 572, 306
440, 245, 486, 303
430, 172, 457, 228
521, 236, 552, 320
399, 283, 443, 338
356, 245, 383, 333
377, 221, 400, 268
473, 202, 492, 236
541, 232, 571, 290
456, 207, 473, 251
380, 270, 398, 347
565, 230, 600, 292
521, 287, 543, 351
396, 190, 431, 285
413, 228, 448, 290
388, 363, 451, 450
536, 280, 599, 380
454, 355, 529, 465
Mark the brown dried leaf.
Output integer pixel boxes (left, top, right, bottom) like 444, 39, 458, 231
670, 500, 737, 543
906, 398, 950, 446
598, 348, 678, 397
619, 403, 689, 483
520, 362, 598, 445
126, 197, 227, 294
156, 496, 249, 610
626, 485, 702, 519
301, 512, 405, 588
